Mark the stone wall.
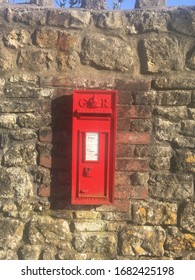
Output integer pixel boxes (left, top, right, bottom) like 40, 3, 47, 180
0, 4, 195, 260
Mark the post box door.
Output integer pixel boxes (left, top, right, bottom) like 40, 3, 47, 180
72, 90, 117, 205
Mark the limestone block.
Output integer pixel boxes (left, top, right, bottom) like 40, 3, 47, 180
186, 47, 195, 70
139, 36, 184, 73
0, 218, 24, 250
155, 90, 192, 106
169, 8, 195, 37
28, 216, 71, 246
154, 106, 187, 122
6, 8, 47, 26
5, 85, 39, 99
0, 167, 34, 199
9, 74, 39, 85
126, 10, 169, 34
73, 221, 107, 232
130, 172, 149, 186
0, 47, 14, 70
3, 29, 30, 49
135, 0, 166, 8
18, 245, 41, 260
149, 173, 194, 200
181, 120, 195, 137
149, 144, 173, 170
10, 129, 37, 141
35, 28, 58, 48
188, 108, 195, 119
0, 114, 17, 129
73, 232, 117, 257
180, 203, 195, 233
18, 113, 51, 129
165, 227, 195, 257
120, 226, 166, 256
3, 143, 36, 167
153, 77, 195, 89
96, 12, 127, 30
172, 149, 195, 172
47, 10, 71, 27
132, 200, 177, 225
69, 10, 91, 28
154, 118, 180, 141
0, 250, 18, 260
17, 49, 54, 71
81, 35, 133, 72
173, 136, 195, 148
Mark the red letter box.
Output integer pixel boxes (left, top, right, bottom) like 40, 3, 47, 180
72, 90, 117, 205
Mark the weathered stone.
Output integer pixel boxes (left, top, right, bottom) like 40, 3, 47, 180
130, 119, 152, 132
17, 49, 54, 71
135, 0, 166, 8
10, 129, 37, 141
132, 200, 177, 225
96, 12, 127, 30
125, 10, 168, 34
19, 245, 41, 260
186, 47, 195, 70
18, 113, 51, 128
188, 108, 195, 119
153, 77, 195, 89
165, 227, 195, 257
150, 144, 173, 170
0, 167, 34, 199
155, 90, 192, 106
181, 120, 195, 137
6, 8, 47, 25
0, 114, 17, 129
73, 211, 100, 219
9, 74, 39, 86
154, 106, 187, 122
173, 136, 195, 148
3, 144, 36, 167
42, 246, 57, 260
1, 200, 18, 218
154, 118, 180, 141
0, 47, 14, 70
0, 250, 18, 260
180, 202, 195, 233
130, 172, 149, 186
0, 100, 37, 113
28, 216, 71, 246
0, 218, 24, 250
35, 28, 58, 48
5, 85, 39, 98
172, 150, 195, 172
120, 226, 166, 256
73, 220, 107, 232
149, 173, 193, 200
169, 8, 195, 37
47, 10, 71, 27
140, 36, 184, 74
73, 232, 117, 257
182, 252, 195, 260
3, 29, 30, 49
69, 10, 91, 28
81, 35, 133, 72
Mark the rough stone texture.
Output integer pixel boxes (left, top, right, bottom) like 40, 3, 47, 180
120, 226, 166, 256
0, 5, 194, 260
81, 34, 133, 71
149, 173, 194, 201
81, 0, 106, 10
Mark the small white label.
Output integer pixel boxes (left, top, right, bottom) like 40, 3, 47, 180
85, 132, 99, 161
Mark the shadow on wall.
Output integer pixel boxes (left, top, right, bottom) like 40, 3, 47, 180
50, 94, 95, 210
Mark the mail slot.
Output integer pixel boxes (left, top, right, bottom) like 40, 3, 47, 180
71, 90, 117, 205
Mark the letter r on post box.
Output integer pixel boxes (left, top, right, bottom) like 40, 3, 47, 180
71, 90, 117, 205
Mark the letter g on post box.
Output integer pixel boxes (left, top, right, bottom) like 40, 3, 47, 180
72, 90, 117, 205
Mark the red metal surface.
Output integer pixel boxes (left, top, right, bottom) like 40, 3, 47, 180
71, 90, 117, 205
